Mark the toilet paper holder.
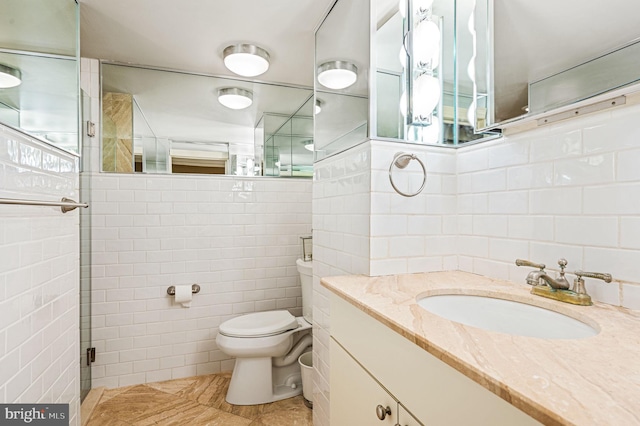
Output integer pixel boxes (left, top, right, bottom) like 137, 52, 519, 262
167, 284, 201, 296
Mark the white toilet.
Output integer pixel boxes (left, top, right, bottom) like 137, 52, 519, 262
216, 258, 313, 405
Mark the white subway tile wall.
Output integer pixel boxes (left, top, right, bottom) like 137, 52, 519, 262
311, 101, 640, 426
312, 141, 458, 425
369, 140, 458, 276
0, 125, 81, 425
458, 101, 640, 304
312, 142, 371, 426
80, 58, 101, 174
89, 174, 312, 388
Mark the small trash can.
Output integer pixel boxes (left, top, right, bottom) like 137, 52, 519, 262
298, 351, 313, 407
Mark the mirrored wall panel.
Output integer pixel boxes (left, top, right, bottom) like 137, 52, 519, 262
101, 63, 313, 176
478, 0, 640, 129
256, 96, 313, 177
315, 0, 370, 161
374, 0, 497, 146
0, 0, 79, 153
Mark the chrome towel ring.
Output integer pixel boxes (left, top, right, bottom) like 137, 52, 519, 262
388, 152, 427, 197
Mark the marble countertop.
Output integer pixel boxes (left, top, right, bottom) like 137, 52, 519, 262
321, 271, 640, 426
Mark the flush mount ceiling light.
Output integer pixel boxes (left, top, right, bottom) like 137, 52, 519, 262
217, 87, 253, 110
303, 140, 314, 151
0, 64, 22, 88
317, 61, 358, 90
223, 44, 270, 77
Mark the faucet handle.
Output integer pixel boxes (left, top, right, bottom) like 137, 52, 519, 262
557, 258, 567, 271
572, 270, 612, 295
515, 259, 546, 270
575, 270, 612, 283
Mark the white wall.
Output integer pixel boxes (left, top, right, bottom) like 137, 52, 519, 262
312, 142, 371, 425
311, 101, 640, 426
311, 140, 458, 426
369, 140, 458, 275
0, 125, 81, 425
89, 174, 312, 388
457, 100, 640, 308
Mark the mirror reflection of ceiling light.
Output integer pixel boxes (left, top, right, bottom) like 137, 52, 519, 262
303, 140, 314, 151
217, 87, 253, 110
317, 61, 358, 90
223, 44, 270, 77
315, 99, 322, 114
0, 64, 22, 88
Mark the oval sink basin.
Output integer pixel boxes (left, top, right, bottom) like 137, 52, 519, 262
417, 294, 597, 339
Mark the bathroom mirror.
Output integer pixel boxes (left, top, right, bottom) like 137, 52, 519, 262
477, 0, 640, 130
314, 0, 498, 159
256, 96, 314, 177
101, 63, 313, 176
374, 0, 497, 145
0, 0, 79, 153
314, 0, 370, 161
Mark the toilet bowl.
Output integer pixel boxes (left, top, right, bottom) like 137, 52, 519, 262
216, 259, 314, 405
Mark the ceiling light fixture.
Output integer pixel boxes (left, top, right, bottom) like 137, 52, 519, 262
317, 61, 358, 90
223, 44, 270, 77
0, 64, 22, 88
217, 87, 253, 110
303, 140, 314, 151
315, 99, 322, 114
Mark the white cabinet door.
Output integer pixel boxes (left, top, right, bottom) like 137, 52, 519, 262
398, 405, 422, 426
331, 338, 398, 426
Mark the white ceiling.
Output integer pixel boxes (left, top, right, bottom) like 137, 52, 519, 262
79, 0, 336, 87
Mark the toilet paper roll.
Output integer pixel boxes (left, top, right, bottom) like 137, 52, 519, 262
174, 285, 192, 308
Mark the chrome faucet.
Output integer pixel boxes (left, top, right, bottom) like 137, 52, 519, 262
538, 258, 570, 290
515, 258, 612, 306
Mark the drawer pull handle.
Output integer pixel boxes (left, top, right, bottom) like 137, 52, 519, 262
376, 405, 392, 420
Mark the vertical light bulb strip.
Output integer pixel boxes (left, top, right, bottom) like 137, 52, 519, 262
405, 0, 442, 138
467, 0, 477, 127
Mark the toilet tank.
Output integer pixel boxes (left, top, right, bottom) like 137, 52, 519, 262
296, 258, 313, 324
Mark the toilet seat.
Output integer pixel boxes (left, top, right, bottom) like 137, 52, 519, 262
219, 310, 299, 338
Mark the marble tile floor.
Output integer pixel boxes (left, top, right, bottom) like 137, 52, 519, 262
86, 372, 312, 425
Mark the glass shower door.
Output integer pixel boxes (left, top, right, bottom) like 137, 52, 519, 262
79, 89, 92, 401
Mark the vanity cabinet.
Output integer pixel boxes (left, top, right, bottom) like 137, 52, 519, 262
331, 339, 421, 425
330, 294, 541, 426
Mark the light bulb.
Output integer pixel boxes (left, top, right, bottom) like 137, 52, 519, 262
223, 44, 270, 77
399, 46, 407, 69
317, 61, 358, 90
413, 20, 441, 69
398, 0, 407, 18
413, 74, 440, 119
0, 64, 22, 89
467, 60, 475, 82
422, 119, 440, 143
218, 88, 253, 110
467, 100, 476, 126
400, 91, 407, 117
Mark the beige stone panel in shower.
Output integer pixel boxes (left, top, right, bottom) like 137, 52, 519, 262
102, 92, 133, 172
